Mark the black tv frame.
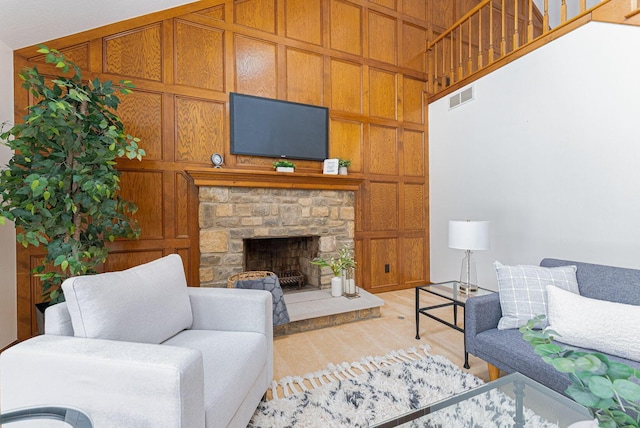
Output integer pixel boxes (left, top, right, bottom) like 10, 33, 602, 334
229, 92, 329, 162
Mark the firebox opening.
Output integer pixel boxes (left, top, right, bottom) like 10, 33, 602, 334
243, 236, 321, 292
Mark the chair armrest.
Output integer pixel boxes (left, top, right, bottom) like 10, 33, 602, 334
0, 335, 205, 428
465, 293, 502, 355
188, 287, 274, 382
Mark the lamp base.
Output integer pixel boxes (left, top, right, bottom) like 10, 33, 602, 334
458, 283, 478, 294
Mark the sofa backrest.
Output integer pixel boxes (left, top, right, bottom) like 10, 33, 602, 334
540, 258, 640, 305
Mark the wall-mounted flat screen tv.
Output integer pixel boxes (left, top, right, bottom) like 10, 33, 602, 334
230, 92, 329, 162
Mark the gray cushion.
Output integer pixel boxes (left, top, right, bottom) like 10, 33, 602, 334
62, 254, 193, 344
234, 275, 290, 326
494, 261, 579, 330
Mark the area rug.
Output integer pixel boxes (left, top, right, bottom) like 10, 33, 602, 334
249, 346, 559, 427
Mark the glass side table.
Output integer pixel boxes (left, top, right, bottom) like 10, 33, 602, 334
415, 280, 494, 369
0, 406, 93, 427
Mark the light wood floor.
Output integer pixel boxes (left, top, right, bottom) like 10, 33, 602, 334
273, 288, 490, 383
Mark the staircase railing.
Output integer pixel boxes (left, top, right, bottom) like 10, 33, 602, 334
427, 0, 612, 98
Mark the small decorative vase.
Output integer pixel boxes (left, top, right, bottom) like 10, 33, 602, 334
342, 267, 358, 297
331, 276, 342, 297
338, 166, 348, 175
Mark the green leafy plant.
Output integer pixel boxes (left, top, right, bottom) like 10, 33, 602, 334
520, 315, 640, 428
338, 158, 351, 168
273, 160, 295, 169
311, 246, 356, 277
338, 246, 356, 271
0, 45, 146, 304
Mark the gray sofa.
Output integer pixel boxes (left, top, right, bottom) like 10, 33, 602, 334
465, 258, 640, 395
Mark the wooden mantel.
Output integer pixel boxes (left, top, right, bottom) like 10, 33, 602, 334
186, 168, 364, 191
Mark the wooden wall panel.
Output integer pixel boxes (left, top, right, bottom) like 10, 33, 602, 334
118, 171, 164, 239
330, 59, 362, 114
175, 172, 191, 238
403, 0, 427, 21
369, 182, 398, 230
234, 0, 277, 34
330, 0, 362, 56
286, 48, 324, 105
370, 237, 398, 288
235, 36, 278, 97
403, 183, 425, 229
369, 68, 397, 119
117, 91, 163, 161
175, 97, 225, 162
13, 0, 435, 338
285, 0, 323, 45
369, 124, 398, 175
402, 236, 425, 283
104, 25, 163, 81
368, 11, 397, 65
403, 77, 425, 124
329, 119, 363, 172
175, 21, 224, 91
403, 130, 425, 176
402, 22, 426, 72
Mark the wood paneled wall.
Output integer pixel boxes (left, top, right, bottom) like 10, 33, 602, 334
12, 0, 477, 339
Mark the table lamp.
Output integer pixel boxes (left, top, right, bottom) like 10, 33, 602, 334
448, 220, 490, 293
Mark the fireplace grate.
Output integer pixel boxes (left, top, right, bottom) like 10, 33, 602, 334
276, 270, 305, 289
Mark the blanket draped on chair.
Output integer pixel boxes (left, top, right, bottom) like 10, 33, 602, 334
234, 276, 290, 326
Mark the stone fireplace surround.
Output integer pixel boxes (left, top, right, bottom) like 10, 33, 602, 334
198, 185, 356, 289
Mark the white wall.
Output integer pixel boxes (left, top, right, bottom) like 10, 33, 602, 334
429, 22, 640, 290
0, 40, 17, 348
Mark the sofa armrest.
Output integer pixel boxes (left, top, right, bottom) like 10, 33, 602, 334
465, 293, 502, 355
188, 287, 274, 382
0, 335, 205, 428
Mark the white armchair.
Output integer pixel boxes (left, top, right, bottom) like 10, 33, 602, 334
0, 255, 273, 428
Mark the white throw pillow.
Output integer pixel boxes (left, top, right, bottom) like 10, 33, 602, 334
495, 261, 579, 330
63, 254, 193, 344
546, 284, 640, 362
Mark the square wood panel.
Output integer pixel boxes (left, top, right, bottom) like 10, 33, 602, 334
369, 68, 397, 120
403, 183, 425, 230
285, 0, 323, 45
286, 48, 323, 105
235, 35, 278, 98
117, 90, 163, 161
330, 0, 362, 56
369, 124, 398, 175
368, 10, 397, 65
118, 171, 164, 239
402, 22, 426, 72
369, 181, 398, 231
175, 20, 224, 91
403, 0, 427, 21
402, 129, 425, 177
370, 237, 398, 288
235, 0, 276, 34
104, 24, 162, 81
403, 76, 425, 125
402, 236, 426, 282
330, 59, 362, 114
175, 97, 225, 162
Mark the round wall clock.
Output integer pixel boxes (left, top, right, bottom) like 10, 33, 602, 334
211, 153, 223, 168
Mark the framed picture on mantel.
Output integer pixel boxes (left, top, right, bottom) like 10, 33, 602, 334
323, 158, 339, 175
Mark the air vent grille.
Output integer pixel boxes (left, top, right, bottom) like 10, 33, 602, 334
448, 86, 474, 110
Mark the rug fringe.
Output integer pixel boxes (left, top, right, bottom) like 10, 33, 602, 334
268, 345, 432, 400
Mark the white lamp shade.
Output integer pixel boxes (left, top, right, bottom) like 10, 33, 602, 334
448, 220, 490, 251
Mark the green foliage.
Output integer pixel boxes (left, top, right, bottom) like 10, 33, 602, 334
310, 245, 356, 277
338, 158, 351, 168
520, 315, 640, 427
0, 45, 146, 303
273, 160, 295, 169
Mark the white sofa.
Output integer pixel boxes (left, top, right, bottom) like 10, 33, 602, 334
0, 254, 273, 428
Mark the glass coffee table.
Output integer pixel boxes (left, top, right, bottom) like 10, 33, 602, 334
372, 372, 593, 427
415, 280, 494, 368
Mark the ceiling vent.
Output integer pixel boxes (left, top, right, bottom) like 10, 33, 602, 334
449, 86, 474, 110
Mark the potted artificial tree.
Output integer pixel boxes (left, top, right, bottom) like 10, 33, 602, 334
0, 46, 145, 316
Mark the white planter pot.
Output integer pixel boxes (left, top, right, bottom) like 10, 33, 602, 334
276, 166, 294, 173
338, 166, 348, 175
331, 276, 342, 297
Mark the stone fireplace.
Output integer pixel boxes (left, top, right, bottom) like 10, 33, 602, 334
198, 186, 356, 289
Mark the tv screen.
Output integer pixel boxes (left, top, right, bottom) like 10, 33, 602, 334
230, 92, 329, 162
